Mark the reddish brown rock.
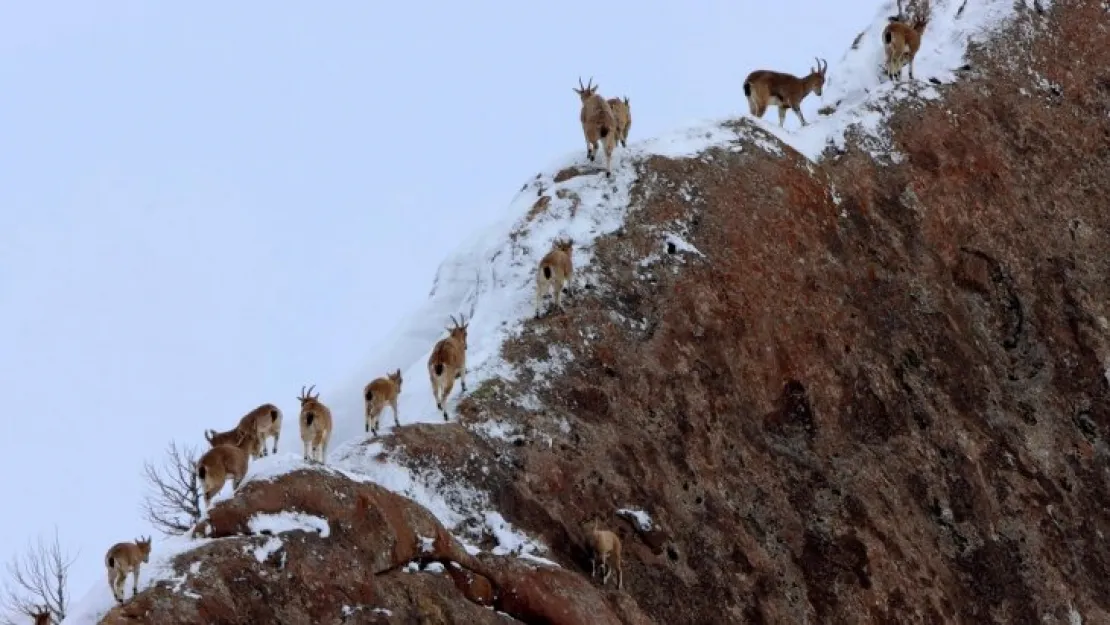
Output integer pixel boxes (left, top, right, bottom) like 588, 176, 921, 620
392, 2, 1110, 624
98, 470, 652, 624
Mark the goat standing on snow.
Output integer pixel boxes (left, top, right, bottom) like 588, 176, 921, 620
534, 238, 574, 319
104, 536, 152, 604
196, 428, 260, 509
743, 58, 828, 128
883, 0, 930, 81
607, 96, 632, 148
364, 368, 403, 436
574, 77, 618, 178
427, 314, 469, 421
204, 402, 282, 459
297, 384, 333, 463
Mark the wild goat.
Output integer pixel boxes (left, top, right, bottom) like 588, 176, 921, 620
534, 238, 574, 318
204, 424, 262, 459
585, 519, 623, 590
196, 428, 259, 509
574, 77, 618, 178
607, 96, 632, 148
30, 606, 51, 625
204, 403, 281, 458
883, 0, 930, 81
297, 384, 333, 463
427, 314, 468, 420
743, 58, 828, 128
104, 536, 152, 604
364, 369, 403, 436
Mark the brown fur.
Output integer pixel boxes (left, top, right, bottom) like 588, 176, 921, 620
203, 403, 282, 458
743, 58, 828, 128
883, 0, 930, 81
427, 314, 469, 421
534, 238, 574, 318
585, 519, 623, 590
196, 429, 258, 509
237, 403, 283, 456
30, 606, 51, 625
104, 536, 152, 604
297, 384, 333, 463
607, 96, 632, 148
364, 369, 403, 436
574, 77, 618, 178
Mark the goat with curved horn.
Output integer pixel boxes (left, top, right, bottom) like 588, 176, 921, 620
297, 383, 333, 463
428, 314, 471, 421
742, 56, 829, 129
573, 75, 618, 177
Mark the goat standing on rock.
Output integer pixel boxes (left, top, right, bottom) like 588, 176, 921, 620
574, 77, 618, 178
197, 428, 260, 509
743, 58, 828, 128
104, 536, 152, 604
297, 384, 333, 464
428, 314, 469, 421
364, 368, 403, 436
534, 238, 574, 318
585, 518, 623, 590
204, 402, 282, 459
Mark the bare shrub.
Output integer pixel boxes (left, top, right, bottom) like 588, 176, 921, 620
140, 440, 202, 535
0, 528, 77, 624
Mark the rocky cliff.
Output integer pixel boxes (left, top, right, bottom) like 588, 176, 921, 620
91, 0, 1110, 623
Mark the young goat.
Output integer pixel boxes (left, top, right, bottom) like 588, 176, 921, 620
585, 518, 623, 590
574, 77, 618, 178
196, 428, 259, 509
297, 384, 333, 463
743, 58, 828, 128
427, 315, 469, 421
883, 0, 930, 81
104, 536, 152, 604
364, 369, 403, 436
534, 238, 574, 319
607, 96, 632, 148
204, 402, 281, 459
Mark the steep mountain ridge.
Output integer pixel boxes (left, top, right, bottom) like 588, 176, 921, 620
61, 0, 1110, 622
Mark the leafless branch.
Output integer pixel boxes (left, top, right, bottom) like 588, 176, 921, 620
140, 440, 202, 536
0, 527, 77, 624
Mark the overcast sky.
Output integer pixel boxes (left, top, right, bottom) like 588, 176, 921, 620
0, 0, 879, 606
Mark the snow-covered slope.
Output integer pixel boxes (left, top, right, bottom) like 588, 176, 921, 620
756, 0, 1048, 160
60, 0, 1041, 621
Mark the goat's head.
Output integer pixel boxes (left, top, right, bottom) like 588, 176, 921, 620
573, 76, 599, 102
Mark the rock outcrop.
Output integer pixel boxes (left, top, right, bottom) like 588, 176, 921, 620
392, 2, 1110, 624
98, 470, 653, 624
97, 1, 1110, 623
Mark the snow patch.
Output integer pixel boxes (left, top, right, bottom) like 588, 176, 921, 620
663, 233, 704, 257
248, 511, 330, 538
253, 536, 284, 563
618, 508, 654, 532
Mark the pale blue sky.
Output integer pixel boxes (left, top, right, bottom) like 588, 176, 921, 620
0, 0, 877, 607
